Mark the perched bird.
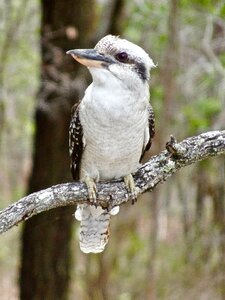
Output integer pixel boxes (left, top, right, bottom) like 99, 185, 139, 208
67, 35, 155, 253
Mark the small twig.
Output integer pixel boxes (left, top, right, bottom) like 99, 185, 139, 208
166, 135, 186, 158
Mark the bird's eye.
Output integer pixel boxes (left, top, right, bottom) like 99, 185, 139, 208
116, 52, 129, 62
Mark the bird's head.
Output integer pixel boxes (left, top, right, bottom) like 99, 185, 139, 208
67, 35, 155, 91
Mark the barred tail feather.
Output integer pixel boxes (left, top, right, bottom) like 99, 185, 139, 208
75, 204, 111, 254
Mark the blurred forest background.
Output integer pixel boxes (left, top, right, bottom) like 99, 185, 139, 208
0, 0, 225, 299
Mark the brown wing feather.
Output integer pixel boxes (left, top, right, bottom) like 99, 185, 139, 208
140, 105, 155, 160
69, 102, 84, 180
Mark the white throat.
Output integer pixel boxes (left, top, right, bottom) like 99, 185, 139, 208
88, 67, 149, 105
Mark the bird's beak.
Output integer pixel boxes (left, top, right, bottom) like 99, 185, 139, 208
66, 49, 114, 68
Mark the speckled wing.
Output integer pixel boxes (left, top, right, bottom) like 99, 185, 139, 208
69, 102, 84, 180
141, 105, 155, 160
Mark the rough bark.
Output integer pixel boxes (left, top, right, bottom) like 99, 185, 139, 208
1, 130, 224, 234
19, 1, 97, 299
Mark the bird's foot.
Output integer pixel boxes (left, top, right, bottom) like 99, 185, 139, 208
83, 176, 98, 207
124, 174, 137, 204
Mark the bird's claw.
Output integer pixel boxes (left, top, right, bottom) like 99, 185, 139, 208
83, 177, 98, 207
124, 174, 138, 204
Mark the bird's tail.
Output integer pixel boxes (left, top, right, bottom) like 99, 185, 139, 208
75, 204, 118, 253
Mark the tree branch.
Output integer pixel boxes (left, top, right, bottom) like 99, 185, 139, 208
0, 130, 224, 234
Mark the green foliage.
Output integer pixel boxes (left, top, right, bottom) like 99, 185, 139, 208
219, 53, 225, 67
181, 0, 225, 15
183, 98, 221, 134
220, 3, 225, 17
124, 0, 169, 56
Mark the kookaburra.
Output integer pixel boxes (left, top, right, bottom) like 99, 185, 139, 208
67, 35, 155, 253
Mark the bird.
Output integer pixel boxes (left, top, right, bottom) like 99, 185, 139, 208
67, 35, 155, 253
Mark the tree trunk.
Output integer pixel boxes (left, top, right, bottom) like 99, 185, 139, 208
19, 1, 97, 299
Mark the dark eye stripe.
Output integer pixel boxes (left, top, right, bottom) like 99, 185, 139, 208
135, 62, 148, 81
